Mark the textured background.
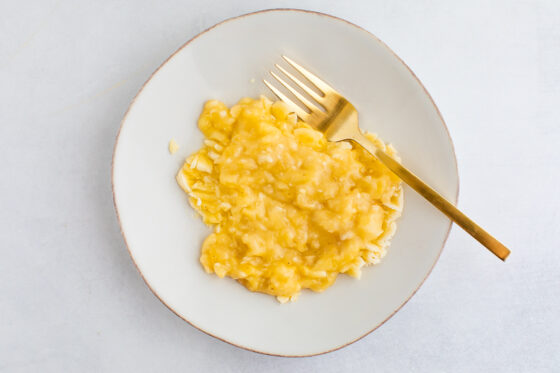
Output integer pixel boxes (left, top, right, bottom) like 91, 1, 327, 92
1, 1, 558, 371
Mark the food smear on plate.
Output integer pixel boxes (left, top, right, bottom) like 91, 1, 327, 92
169, 139, 179, 154
176, 97, 403, 303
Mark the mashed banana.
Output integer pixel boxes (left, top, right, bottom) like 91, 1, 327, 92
177, 97, 403, 303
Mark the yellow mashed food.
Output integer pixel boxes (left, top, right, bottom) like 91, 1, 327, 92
177, 97, 403, 303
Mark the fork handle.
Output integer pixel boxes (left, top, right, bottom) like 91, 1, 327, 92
353, 133, 510, 261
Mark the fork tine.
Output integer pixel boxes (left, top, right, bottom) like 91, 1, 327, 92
263, 79, 310, 120
270, 71, 322, 113
282, 56, 335, 94
275, 64, 324, 104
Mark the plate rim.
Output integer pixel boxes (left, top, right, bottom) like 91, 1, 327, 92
111, 8, 460, 357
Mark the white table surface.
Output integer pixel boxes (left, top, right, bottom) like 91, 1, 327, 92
1, 0, 559, 371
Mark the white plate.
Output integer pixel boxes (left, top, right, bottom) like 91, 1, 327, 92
112, 9, 458, 356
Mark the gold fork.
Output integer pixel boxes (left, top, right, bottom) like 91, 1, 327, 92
264, 56, 510, 261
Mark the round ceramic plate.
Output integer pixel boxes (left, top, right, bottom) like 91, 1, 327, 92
112, 9, 458, 356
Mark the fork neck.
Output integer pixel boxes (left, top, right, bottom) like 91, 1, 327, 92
323, 103, 360, 142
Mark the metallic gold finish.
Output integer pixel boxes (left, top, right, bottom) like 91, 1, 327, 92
265, 56, 511, 261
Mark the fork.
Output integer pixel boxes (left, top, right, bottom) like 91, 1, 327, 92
264, 56, 510, 261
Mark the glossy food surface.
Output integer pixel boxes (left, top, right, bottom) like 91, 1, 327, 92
177, 97, 403, 302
